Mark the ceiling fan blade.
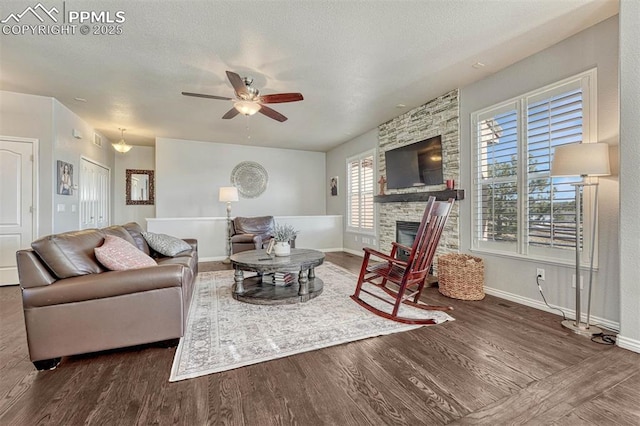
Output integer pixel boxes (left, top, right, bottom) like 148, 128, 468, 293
258, 105, 288, 122
222, 108, 240, 119
260, 93, 304, 104
182, 92, 231, 101
226, 71, 249, 97
181, 91, 232, 101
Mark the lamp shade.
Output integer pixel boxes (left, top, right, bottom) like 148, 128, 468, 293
234, 100, 261, 116
112, 128, 133, 153
219, 186, 239, 202
112, 140, 132, 153
551, 143, 611, 177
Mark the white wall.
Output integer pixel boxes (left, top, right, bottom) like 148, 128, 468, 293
325, 129, 378, 253
618, 1, 640, 352
0, 91, 54, 236
155, 137, 326, 218
0, 91, 116, 235
52, 101, 114, 233
459, 17, 619, 327
114, 146, 155, 229
148, 215, 343, 261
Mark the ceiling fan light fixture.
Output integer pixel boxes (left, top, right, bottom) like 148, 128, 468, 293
112, 128, 132, 153
234, 100, 261, 116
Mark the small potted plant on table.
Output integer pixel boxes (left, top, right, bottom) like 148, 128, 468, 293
272, 223, 298, 257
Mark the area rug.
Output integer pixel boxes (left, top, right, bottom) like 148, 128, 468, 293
169, 262, 454, 382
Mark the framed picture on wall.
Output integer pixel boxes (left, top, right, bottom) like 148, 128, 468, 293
57, 160, 73, 195
330, 176, 338, 196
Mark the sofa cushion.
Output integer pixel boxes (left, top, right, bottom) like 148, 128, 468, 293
142, 232, 192, 256
122, 222, 151, 255
102, 225, 137, 246
95, 235, 157, 271
31, 229, 106, 279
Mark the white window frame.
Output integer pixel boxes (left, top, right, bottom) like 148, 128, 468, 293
471, 69, 598, 267
346, 149, 376, 235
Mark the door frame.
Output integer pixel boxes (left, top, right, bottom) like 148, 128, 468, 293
79, 155, 111, 228
0, 135, 39, 240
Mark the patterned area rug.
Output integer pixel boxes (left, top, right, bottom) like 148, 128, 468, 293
169, 262, 454, 382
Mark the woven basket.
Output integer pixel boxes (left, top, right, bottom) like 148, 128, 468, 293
437, 254, 485, 300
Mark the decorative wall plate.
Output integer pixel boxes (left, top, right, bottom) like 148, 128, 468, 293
231, 161, 268, 198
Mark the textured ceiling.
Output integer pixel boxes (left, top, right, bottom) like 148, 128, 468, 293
0, 0, 618, 151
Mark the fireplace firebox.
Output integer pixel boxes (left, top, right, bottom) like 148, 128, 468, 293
395, 221, 420, 261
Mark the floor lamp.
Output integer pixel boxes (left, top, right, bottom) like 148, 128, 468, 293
551, 142, 610, 336
219, 187, 239, 264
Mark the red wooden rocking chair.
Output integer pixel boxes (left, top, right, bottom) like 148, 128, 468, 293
351, 196, 455, 324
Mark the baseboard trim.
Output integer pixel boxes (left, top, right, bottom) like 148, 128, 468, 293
319, 248, 346, 253
199, 256, 227, 262
342, 248, 365, 257
484, 286, 620, 332
617, 335, 640, 353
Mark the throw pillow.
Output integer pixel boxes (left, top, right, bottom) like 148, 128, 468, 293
95, 235, 157, 271
142, 232, 192, 257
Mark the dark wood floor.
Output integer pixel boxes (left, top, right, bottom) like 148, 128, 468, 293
1, 252, 639, 425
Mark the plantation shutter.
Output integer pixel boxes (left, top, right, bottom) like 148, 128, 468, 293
527, 84, 584, 250
474, 102, 519, 249
347, 152, 375, 232
348, 160, 361, 228
361, 156, 374, 230
472, 70, 595, 264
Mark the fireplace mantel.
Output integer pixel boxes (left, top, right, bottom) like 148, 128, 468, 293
373, 189, 464, 203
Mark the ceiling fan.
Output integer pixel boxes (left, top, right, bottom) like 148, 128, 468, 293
182, 71, 303, 122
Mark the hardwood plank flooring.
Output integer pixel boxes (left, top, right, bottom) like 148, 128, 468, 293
1, 251, 639, 425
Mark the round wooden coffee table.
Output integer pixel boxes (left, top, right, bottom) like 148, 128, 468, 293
230, 248, 325, 305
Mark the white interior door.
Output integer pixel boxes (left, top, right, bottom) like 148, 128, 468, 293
80, 158, 110, 229
0, 137, 36, 286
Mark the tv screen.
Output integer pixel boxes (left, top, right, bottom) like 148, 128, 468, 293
384, 135, 443, 189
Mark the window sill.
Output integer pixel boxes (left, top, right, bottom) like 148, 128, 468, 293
469, 247, 600, 271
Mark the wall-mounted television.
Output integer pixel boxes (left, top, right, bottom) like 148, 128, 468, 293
384, 135, 443, 189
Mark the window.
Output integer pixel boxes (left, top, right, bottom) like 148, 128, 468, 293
472, 70, 597, 265
347, 150, 375, 233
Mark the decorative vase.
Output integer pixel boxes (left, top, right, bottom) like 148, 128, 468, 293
274, 241, 291, 257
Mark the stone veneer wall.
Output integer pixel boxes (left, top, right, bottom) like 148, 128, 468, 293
378, 89, 460, 266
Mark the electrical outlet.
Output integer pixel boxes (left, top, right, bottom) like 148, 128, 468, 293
571, 274, 584, 290
536, 268, 545, 281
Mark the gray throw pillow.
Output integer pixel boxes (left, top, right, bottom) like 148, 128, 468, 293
142, 232, 191, 257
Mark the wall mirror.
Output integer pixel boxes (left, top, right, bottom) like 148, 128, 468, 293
126, 169, 155, 205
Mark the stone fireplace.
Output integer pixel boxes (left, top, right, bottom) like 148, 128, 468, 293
376, 89, 460, 264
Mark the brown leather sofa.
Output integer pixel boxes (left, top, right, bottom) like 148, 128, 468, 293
16, 222, 197, 370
